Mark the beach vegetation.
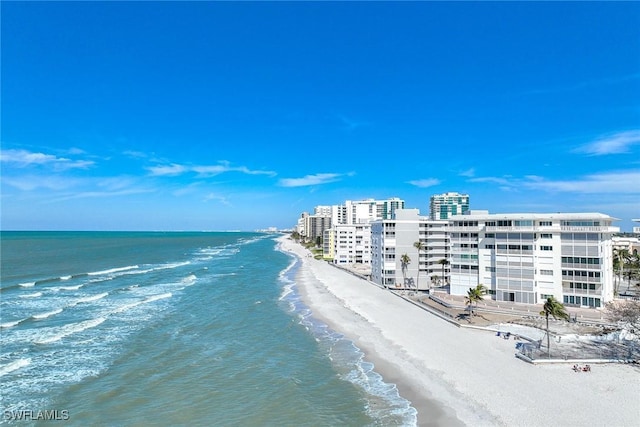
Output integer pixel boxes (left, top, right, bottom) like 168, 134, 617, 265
438, 258, 449, 286
431, 275, 439, 287
605, 300, 640, 334
400, 253, 411, 288
413, 241, 423, 290
465, 284, 487, 316
613, 249, 640, 295
539, 296, 570, 357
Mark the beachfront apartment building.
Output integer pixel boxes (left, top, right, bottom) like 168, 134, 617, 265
430, 192, 470, 220
332, 198, 405, 225
324, 223, 372, 264
370, 209, 449, 289
319, 198, 405, 264
296, 210, 332, 242
447, 211, 619, 308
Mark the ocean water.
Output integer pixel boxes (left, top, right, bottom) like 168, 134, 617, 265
0, 232, 415, 426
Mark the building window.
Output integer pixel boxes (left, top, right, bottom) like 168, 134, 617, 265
540, 246, 553, 251
539, 221, 552, 226
540, 270, 553, 276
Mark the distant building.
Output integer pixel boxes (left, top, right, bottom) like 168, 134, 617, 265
430, 192, 470, 220
322, 198, 405, 264
297, 211, 331, 242
633, 219, 640, 235
332, 198, 405, 225
447, 211, 619, 308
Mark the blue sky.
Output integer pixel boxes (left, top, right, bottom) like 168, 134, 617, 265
1, 1, 639, 231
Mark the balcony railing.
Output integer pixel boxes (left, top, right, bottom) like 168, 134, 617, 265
560, 226, 618, 232
484, 226, 536, 232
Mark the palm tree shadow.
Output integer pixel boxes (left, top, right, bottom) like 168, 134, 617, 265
456, 313, 472, 323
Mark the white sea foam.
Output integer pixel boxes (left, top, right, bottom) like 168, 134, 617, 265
58, 285, 84, 291
75, 292, 109, 304
0, 359, 31, 376
18, 282, 36, 288
60, 276, 72, 281
145, 293, 172, 303
181, 274, 197, 286
110, 292, 172, 314
32, 308, 64, 320
35, 317, 107, 344
0, 319, 25, 329
19, 292, 43, 298
87, 265, 139, 276
157, 261, 191, 270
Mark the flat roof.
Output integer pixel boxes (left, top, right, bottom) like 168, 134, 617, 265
448, 212, 620, 221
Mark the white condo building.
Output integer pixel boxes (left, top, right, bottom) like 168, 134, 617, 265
370, 209, 449, 289
325, 223, 372, 264
323, 198, 405, 264
448, 211, 619, 308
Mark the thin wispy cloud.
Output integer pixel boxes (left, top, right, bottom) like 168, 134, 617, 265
574, 130, 640, 156
468, 176, 513, 186
278, 173, 350, 188
0, 149, 94, 171
50, 188, 154, 202
204, 193, 231, 205
1, 175, 81, 191
459, 168, 475, 178
337, 115, 370, 131
147, 161, 276, 178
407, 178, 441, 188
147, 163, 188, 176
523, 171, 640, 194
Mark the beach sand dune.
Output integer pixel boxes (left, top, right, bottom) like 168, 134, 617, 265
279, 237, 640, 427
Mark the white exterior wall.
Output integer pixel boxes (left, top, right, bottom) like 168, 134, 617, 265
323, 228, 335, 260
448, 212, 619, 307
332, 223, 371, 265
370, 209, 445, 290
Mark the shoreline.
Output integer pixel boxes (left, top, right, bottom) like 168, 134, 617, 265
278, 236, 640, 427
291, 251, 462, 426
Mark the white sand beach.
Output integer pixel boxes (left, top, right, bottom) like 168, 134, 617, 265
278, 236, 640, 427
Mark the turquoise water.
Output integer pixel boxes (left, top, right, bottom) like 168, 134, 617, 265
0, 232, 415, 426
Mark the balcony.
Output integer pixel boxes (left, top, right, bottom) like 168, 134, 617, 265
484, 226, 536, 232
560, 225, 618, 232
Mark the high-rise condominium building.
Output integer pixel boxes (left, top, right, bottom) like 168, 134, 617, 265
448, 211, 619, 308
323, 198, 405, 264
332, 198, 405, 225
370, 209, 449, 289
430, 192, 470, 220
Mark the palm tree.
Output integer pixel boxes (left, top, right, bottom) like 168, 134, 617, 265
465, 284, 487, 316
613, 248, 628, 296
624, 252, 640, 293
438, 258, 449, 287
413, 241, 423, 290
400, 253, 411, 289
539, 296, 570, 357
431, 275, 439, 289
